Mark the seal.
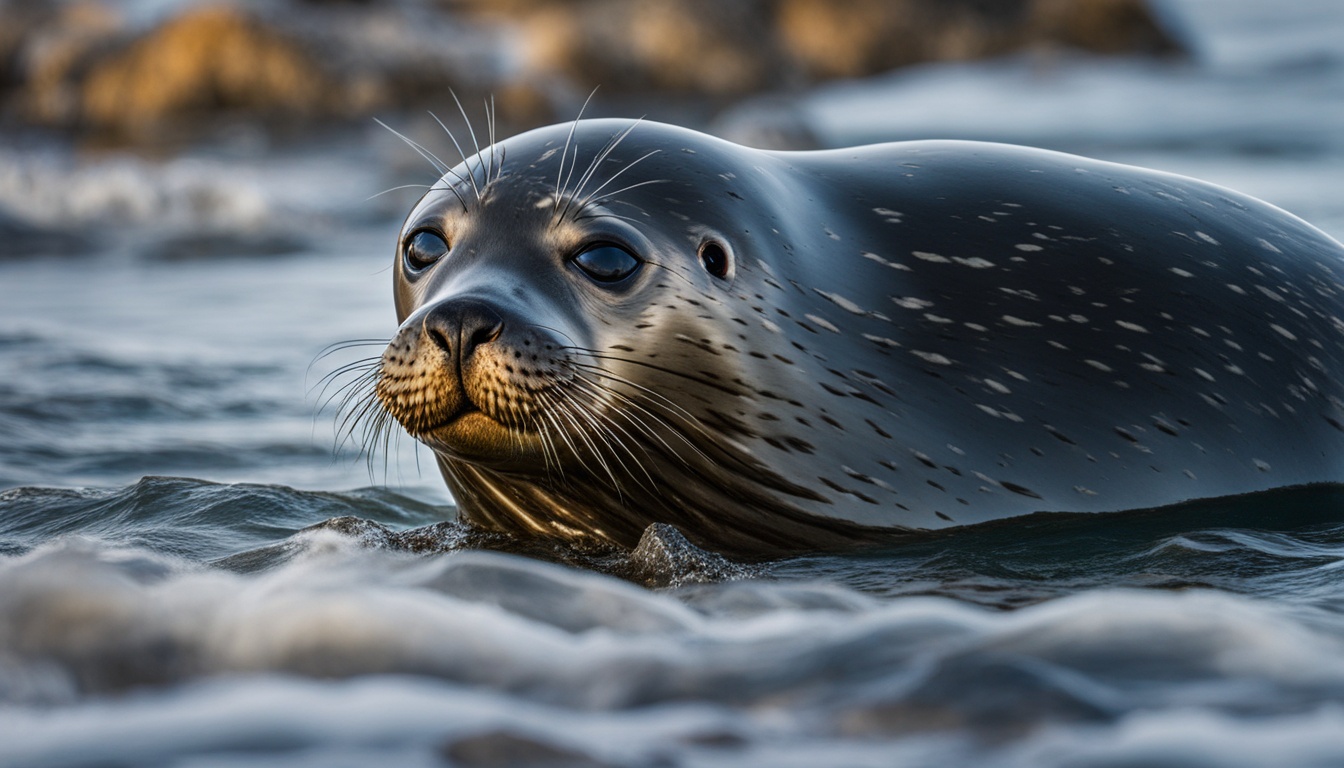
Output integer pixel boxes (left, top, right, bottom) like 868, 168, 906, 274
372, 118, 1344, 555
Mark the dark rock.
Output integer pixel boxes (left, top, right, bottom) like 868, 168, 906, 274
0, 0, 1184, 147
0, 204, 93, 259
442, 730, 615, 768
776, 0, 1184, 82
625, 522, 755, 588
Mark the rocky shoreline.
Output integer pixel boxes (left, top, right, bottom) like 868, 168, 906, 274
0, 0, 1185, 148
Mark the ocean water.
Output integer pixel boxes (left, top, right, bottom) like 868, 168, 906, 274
4, 0, 1344, 765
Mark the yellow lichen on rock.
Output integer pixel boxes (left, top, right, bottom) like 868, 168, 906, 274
80, 5, 326, 138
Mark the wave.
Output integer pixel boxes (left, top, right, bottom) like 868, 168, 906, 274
3, 529, 1344, 766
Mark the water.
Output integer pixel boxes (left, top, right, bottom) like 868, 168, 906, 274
4, 0, 1344, 765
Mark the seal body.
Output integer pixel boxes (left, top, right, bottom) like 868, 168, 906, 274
375, 119, 1344, 555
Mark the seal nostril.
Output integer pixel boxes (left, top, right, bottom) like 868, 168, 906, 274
464, 320, 503, 358
421, 301, 503, 367
428, 328, 453, 356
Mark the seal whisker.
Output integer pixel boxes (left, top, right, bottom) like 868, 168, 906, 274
373, 408, 401, 482
566, 370, 713, 467
333, 373, 385, 431
571, 210, 645, 225
553, 88, 600, 221
541, 392, 606, 483
566, 351, 744, 398
485, 94, 501, 185
573, 154, 664, 216
373, 122, 473, 213
538, 394, 599, 487
307, 339, 388, 382
367, 184, 432, 201
532, 401, 563, 482
563, 376, 669, 486
373, 117, 449, 175
340, 382, 385, 445
563, 355, 712, 424
552, 383, 658, 494
313, 360, 382, 414
314, 339, 393, 357
449, 91, 486, 202
559, 122, 649, 223
428, 109, 482, 202
534, 392, 569, 483
548, 394, 628, 501
311, 355, 381, 390
562, 121, 641, 218
553, 144, 584, 227
338, 389, 394, 475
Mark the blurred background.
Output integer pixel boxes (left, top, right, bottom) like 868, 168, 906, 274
0, 0, 1341, 498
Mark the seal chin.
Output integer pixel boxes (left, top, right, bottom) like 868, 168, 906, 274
418, 409, 545, 468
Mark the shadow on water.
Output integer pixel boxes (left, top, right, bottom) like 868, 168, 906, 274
0, 476, 448, 560
778, 483, 1344, 608
4, 476, 1344, 603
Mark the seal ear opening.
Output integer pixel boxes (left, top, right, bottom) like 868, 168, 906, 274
699, 240, 730, 279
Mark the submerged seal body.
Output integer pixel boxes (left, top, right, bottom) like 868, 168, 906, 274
374, 119, 1344, 554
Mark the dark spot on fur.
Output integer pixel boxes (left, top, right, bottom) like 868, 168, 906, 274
936, 511, 953, 521
815, 481, 881, 505
1001, 481, 1043, 499
843, 467, 875, 484
1046, 426, 1077, 445
1153, 419, 1180, 436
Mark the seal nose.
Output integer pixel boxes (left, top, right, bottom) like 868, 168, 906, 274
422, 300, 504, 369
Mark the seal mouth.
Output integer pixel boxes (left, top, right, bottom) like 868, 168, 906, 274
419, 406, 545, 465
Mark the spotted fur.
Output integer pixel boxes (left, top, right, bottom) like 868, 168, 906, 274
369, 119, 1344, 555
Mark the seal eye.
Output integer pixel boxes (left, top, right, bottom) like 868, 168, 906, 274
404, 230, 449, 271
699, 241, 729, 279
572, 244, 641, 283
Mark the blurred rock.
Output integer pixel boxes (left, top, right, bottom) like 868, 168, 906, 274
6, 2, 123, 127
465, 0, 1184, 97
79, 5, 326, 141
776, 0, 1183, 82
1029, 0, 1185, 56
442, 730, 615, 768
0, 1, 555, 145
507, 0, 792, 97
142, 231, 311, 262
0, 204, 93, 259
0, 0, 1185, 147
